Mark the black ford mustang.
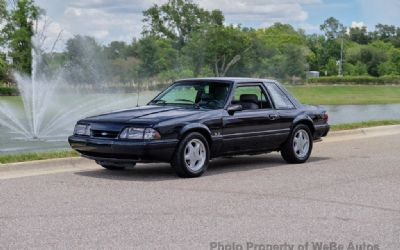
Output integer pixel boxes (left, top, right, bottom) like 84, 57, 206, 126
69, 78, 329, 177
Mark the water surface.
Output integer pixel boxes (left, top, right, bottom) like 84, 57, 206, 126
324, 104, 400, 124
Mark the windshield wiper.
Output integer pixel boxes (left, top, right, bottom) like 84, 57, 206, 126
174, 99, 194, 103
151, 99, 167, 105
173, 99, 201, 109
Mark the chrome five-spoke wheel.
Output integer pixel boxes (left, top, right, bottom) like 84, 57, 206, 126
184, 139, 206, 172
172, 132, 210, 178
293, 129, 310, 158
281, 124, 313, 163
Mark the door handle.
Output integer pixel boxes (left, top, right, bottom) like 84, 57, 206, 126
268, 114, 279, 120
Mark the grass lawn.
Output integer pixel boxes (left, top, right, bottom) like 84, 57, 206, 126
0, 150, 79, 164
286, 85, 400, 105
0, 96, 23, 105
330, 120, 400, 131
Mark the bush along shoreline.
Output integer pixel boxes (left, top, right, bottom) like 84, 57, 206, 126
307, 76, 400, 85
0, 86, 18, 96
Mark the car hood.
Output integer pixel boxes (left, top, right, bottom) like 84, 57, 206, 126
82, 105, 206, 124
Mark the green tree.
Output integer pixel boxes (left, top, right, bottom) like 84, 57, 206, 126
104, 41, 130, 60
306, 34, 326, 72
349, 26, 370, 44
4, 0, 41, 75
64, 35, 108, 84
378, 61, 398, 75
324, 58, 338, 76
353, 62, 368, 75
204, 25, 251, 76
373, 24, 397, 40
0, 54, 8, 81
282, 44, 307, 78
255, 23, 306, 50
182, 31, 209, 76
142, 0, 224, 50
111, 57, 139, 83
137, 36, 178, 78
0, 0, 8, 46
320, 17, 346, 40
359, 45, 388, 76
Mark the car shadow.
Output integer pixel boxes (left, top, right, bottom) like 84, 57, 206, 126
75, 153, 330, 182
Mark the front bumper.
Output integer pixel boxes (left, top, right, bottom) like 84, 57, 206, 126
68, 136, 179, 163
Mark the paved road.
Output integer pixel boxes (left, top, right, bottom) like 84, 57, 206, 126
1, 134, 400, 250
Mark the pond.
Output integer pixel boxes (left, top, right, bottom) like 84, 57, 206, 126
323, 104, 400, 125
1, 92, 399, 154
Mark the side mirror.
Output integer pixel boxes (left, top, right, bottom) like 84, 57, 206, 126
227, 104, 242, 115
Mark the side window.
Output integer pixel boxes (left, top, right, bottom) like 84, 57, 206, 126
265, 83, 295, 109
232, 85, 272, 110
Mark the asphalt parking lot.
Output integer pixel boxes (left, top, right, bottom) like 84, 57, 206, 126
1, 132, 400, 250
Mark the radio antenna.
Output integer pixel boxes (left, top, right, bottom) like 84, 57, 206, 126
136, 83, 140, 107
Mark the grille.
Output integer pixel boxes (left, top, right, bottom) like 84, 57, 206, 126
91, 130, 119, 139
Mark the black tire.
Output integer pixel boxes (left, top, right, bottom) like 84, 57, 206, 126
171, 132, 210, 178
281, 124, 313, 164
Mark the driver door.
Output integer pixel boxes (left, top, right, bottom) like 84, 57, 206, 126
220, 83, 283, 154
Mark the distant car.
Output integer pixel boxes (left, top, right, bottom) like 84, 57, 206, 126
69, 78, 330, 177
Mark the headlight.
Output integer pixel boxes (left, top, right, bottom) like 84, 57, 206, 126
74, 124, 91, 136
119, 127, 161, 140
144, 128, 161, 140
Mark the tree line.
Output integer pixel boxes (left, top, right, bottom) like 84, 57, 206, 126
1, 0, 400, 86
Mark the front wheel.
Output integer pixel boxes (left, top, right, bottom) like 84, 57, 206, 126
171, 132, 210, 178
281, 124, 313, 163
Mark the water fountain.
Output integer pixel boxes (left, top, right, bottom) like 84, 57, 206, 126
0, 35, 145, 145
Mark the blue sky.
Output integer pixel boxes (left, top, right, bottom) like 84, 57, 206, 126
34, 0, 400, 50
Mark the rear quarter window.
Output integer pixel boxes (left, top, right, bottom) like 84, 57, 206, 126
265, 83, 295, 109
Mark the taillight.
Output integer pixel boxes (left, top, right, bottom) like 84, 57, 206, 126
322, 112, 329, 121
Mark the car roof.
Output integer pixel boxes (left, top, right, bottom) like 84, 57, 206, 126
175, 77, 279, 85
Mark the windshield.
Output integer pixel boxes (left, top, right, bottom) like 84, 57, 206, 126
151, 81, 231, 109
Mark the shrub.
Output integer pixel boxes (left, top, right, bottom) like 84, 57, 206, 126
307, 76, 400, 85
0, 86, 19, 95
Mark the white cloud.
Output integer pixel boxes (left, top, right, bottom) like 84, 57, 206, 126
351, 21, 367, 29
351, 21, 365, 28
35, 0, 323, 50
199, 0, 320, 24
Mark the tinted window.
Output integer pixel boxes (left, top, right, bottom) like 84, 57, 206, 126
266, 83, 295, 109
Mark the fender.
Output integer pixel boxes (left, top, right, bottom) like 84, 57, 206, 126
292, 113, 315, 131
179, 123, 212, 139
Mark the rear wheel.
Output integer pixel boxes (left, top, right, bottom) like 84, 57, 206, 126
171, 132, 210, 178
281, 124, 313, 163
